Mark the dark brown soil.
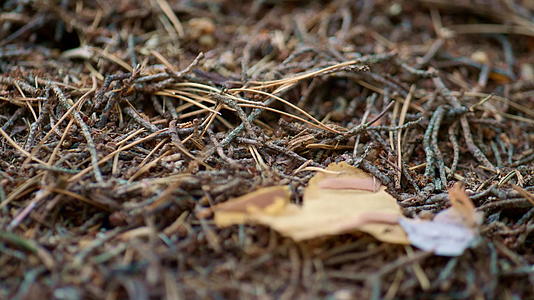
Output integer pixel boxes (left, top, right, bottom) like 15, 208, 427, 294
1, 1, 533, 299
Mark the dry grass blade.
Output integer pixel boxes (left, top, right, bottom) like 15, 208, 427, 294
156, 91, 219, 114
249, 60, 370, 90
154, 0, 184, 38
0, 127, 49, 166
230, 88, 341, 134
238, 103, 344, 133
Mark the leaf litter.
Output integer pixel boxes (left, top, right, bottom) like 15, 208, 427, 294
1, 0, 533, 298
215, 165, 484, 256
214, 162, 409, 244
399, 182, 483, 256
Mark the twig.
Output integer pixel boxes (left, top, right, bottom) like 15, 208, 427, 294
360, 159, 392, 187
490, 141, 503, 168
416, 38, 444, 67
24, 99, 52, 151
169, 120, 211, 169
353, 94, 374, 159
93, 73, 131, 111
0, 14, 47, 46
207, 129, 239, 167
127, 34, 138, 67
366, 99, 395, 127
396, 59, 438, 78
202, 96, 276, 160
367, 251, 432, 300
430, 106, 447, 189
51, 83, 104, 183
123, 105, 160, 133
367, 117, 424, 132
0, 76, 40, 95
1, 106, 25, 131
397, 85, 414, 185
172, 52, 204, 79
448, 121, 460, 176
478, 198, 532, 211
212, 93, 257, 138
433, 76, 496, 171
0, 127, 48, 166
510, 152, 534, 167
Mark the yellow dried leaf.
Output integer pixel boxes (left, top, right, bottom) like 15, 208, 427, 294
213, 185, 291, 227
213, 162, 408, 244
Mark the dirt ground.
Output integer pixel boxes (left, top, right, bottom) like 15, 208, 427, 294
0, 0, 533, 299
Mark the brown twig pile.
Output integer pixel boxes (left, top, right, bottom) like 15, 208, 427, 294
1, 0, 533, 299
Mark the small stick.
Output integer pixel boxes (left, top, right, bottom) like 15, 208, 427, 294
430, 106, 447, 189
51, 84, 104, 183
367, 117, 424, 132
490, 141, 503, 168
416, 38, 444, 67
172, 52, 204, 79
397, 85, 414, 183
207, 129, 239, 167
127, 34, 137, 67
423, 109, 438, 179
151, 95, 166, 117
93, 73, 131, 111
366, 71, 408, 98
212, 93, 257, 138
169, 120, 211, 169
433, 76, 496, 171
68, 129, 167, 182
353, 94, 376, 159
202, 97, 276, 159
24, 100, 51, 151
0, 14, 46, 46
8, 188, 50, 230
1, 107, 25, 131
510, 152, 534, 167
367, 251, 432, 300
123, 105, 160, 133
360, 159, 392, 187
280, 47, 315, 66
447, 121, 460, 176
0, 127, 48, 166
164, 96, 178, 119
340, 102, 414, 142
366, 99, 395, 127
396, 59, 438, 78
369, 130, 421, 193
477, 198, 532, 211
0, 76, 40, 95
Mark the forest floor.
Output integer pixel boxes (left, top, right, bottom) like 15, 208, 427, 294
0, 0, 533, 299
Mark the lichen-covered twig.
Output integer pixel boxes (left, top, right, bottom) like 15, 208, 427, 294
433, 76, 496, 171
212, 93, 257, 138
447, 121, 460, 176
123, 105, 160, 133
430, 106, 447, 189
0, 76, 40, 95
51, 84, 104, 183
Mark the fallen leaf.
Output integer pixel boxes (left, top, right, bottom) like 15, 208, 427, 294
213, 185, 291, 227
213, 162, 408, 244
316, 176, 380, 192
398, 218, 476, 256
447, 182, 482, 228
399, 182, 482, 256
